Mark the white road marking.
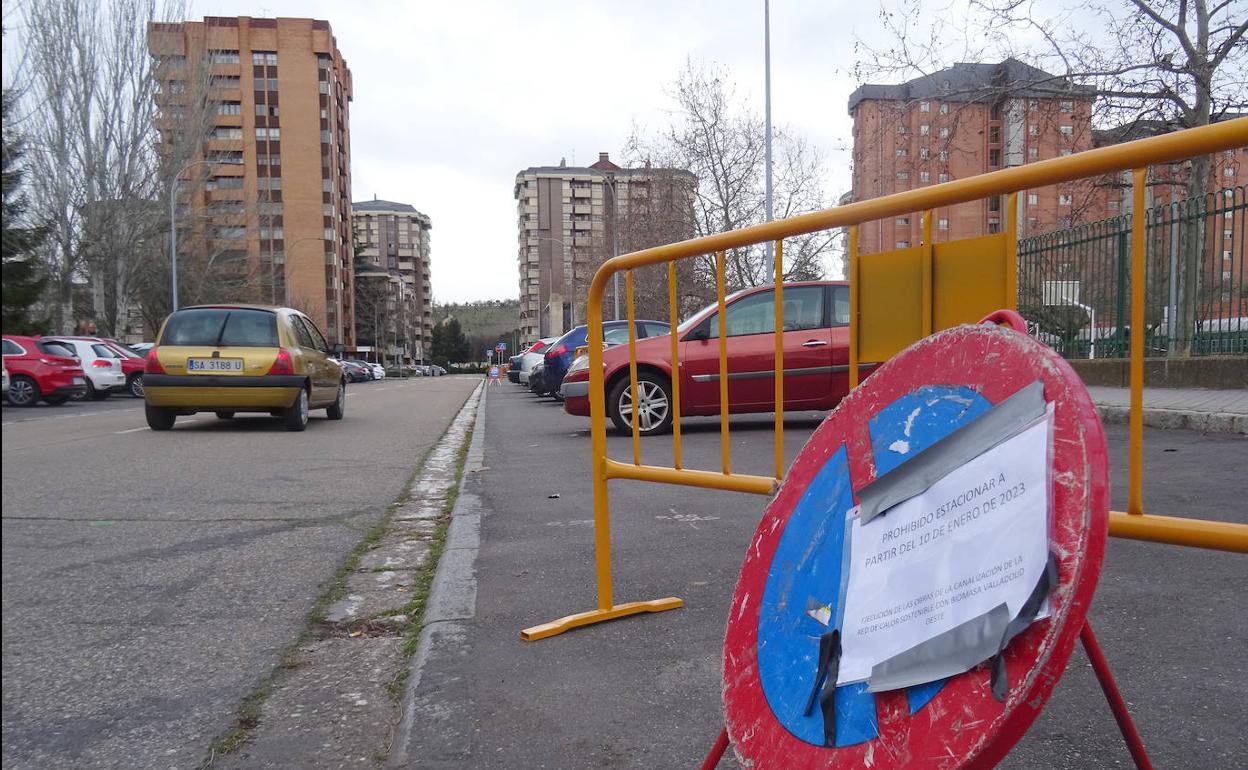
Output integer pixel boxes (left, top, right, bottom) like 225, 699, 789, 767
115, 426, 148, 434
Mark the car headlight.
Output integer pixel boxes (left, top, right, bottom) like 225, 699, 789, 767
566, 354, 590, 375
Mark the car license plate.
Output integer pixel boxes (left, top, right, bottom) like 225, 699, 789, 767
187, 358, 243, 372
73, 377, 85, 385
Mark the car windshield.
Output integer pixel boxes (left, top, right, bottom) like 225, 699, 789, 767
677, 300, 719, 333
160, 308, 279, 347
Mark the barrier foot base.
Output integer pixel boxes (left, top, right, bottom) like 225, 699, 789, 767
1081, 622, 1154, 770
520, 597, 684, 641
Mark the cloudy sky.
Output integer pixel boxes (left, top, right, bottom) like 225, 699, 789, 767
192, 0, 903, 302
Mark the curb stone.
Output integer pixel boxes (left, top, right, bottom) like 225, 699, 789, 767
387, 382, 488, 768
1095, 405, 1247, 435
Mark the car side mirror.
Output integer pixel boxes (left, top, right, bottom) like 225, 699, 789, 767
332, 343, 346, 356
687, 326, 710, 342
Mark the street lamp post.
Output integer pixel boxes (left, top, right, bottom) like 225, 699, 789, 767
762, 0, 776, 282
587, 169, 621, 320
169, 157, 242, 312
535, 236, 570, 338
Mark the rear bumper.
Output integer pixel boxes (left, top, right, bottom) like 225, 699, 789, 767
144, 374, 304, 409
561, 379, 589, 399
48, 384, 88, 399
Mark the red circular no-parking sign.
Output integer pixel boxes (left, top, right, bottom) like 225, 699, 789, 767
723, 318, 1109, 769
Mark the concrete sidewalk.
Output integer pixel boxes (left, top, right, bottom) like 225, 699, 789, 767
1086, 386, 1247, 434
390, 385, 1247, 769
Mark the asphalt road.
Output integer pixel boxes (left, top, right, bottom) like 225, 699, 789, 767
403, 383, 1247, 769
1, 376, 479, 770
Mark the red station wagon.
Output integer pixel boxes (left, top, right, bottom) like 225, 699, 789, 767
562, 281, 867, 435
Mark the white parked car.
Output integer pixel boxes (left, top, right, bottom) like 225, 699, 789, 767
2, 361, 8, 394
517, 337, 558, 385
43, 338, 127, 400
369, 363, 386, 379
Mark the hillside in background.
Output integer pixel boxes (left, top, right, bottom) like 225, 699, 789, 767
434, 299, 522, 359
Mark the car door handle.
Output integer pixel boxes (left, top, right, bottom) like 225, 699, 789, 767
801, 340, 829, 347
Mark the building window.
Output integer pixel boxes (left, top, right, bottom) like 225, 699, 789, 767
252, 78, 279, 92
257, 177, 282, 190
1109, 200, 1120, 210
938, 218, 949, 230
1027, 193, 1038, 205
938, 127, 950, 139
896, 216, 909, 225
920, 101, 930, 112
209, 176, 244, 190
255, 127, 280, 139
1029, 147, 1039, 159
1029, 124, 1039, 136
1060, 149, 1073, 157
217, 102, 241, 115
896, 148, 908, 157
989, 149, 1001, 167
1059, 125, 1074, 136
1227, 229, 1235, 240
324, 228, 335, 240
920, 170, 931, 182
319, 82, 330, 94
920, 124, 931, 136
896, 171, 910, 180
212, 127, 243, 139
209, 50, 240, 64
1029, 100, 1039, 112
939, 103, 949, 115
252, 51, 278, 65
920, 147, 930, 160
939, 150, 948, 161
1061, 100, 1074, 112
895, 241, 910, 248
321, 130, 332, 143
1059, 193, 1072, 205
1225, 166, 1236, 177
938, 172, 950, 183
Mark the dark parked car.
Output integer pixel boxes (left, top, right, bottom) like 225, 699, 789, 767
542, 320, 671, 400
340, 360, 372, 382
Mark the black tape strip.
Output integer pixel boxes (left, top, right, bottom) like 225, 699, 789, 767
803, 629, 842, 746
990, 552, 1059, 702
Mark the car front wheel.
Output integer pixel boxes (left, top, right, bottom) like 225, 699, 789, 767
8, 375, 40, 407
326, 381, 346, 420
282, 387, 309, 431
607, 372, 674, 436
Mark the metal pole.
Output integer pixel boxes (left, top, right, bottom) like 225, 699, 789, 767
610, 174, 620, 320
169, 180, 179, 313
1167, 202, 1179, 355
762, 0, 775, 283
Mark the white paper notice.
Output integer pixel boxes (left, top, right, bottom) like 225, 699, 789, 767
836, 419, 1051, 686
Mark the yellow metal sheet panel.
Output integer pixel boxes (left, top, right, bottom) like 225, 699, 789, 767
932, 233, 1010, 331
858, 245, 924, 362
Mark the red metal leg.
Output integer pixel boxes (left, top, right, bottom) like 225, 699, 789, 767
699, 727, 729, 770
1080, 623, 1154, 770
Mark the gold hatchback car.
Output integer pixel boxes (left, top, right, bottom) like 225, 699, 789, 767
143, 305, 347, 431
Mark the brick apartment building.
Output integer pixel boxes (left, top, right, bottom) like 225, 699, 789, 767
848, 59, 1248, 255
352, 199, 434, 361
514, 153, 695, 342
148, 16, 356, 345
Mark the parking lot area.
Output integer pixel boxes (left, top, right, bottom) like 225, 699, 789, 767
403, 381, 1247, 769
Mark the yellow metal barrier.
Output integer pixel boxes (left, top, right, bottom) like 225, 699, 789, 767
521, 118, 1248, 642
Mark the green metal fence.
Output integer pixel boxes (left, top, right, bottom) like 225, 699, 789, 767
1019, 186, 1246, 358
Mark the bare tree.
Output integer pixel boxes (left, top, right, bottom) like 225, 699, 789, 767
626, 60, 836, 300
857, 0, 1247, 354
17, 0, 190, 335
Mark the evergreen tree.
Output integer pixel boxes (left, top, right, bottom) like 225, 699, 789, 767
1, 90, 50, 334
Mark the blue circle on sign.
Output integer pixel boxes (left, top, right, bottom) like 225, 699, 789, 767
754, 385, 992, 746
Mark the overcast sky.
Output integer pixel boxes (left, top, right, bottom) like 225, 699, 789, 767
190, 0, 899, 302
